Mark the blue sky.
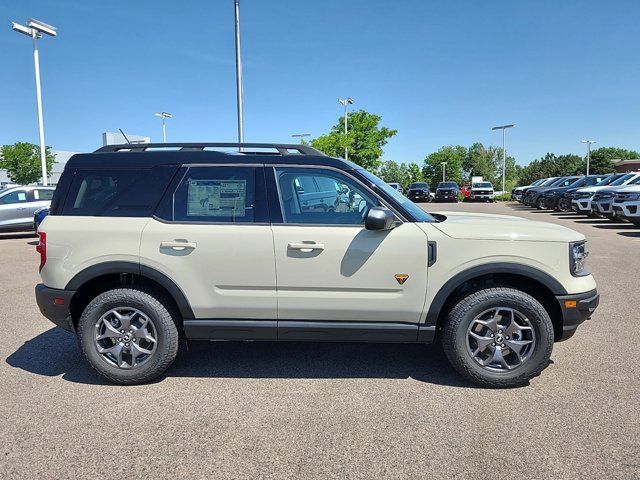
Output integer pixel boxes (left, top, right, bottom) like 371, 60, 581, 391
2, 0, 639, 165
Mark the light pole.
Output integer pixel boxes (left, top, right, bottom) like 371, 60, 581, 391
12, 19, 57, 186
492, 124, 515, 193
234, 0, 244, 144
440, 162, 447, 182
338, 97, 354, 160
154, 112, 173, 143
292, 133, 311, 144
581, 140, 596, 175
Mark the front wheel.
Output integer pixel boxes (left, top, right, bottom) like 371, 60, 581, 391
536, 198, 546, 210
442, 287, 554, 388
77, 288, 180, 385
557, 198, 571, 212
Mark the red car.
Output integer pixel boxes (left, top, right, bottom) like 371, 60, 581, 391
460, 185, 471, 198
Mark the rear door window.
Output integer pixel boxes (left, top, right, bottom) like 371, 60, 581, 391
62, 166, 177, 216
0, 190, 28, 205
33, 189, 54, 201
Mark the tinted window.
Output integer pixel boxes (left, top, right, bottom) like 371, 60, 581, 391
437, 182, 458, 189
0, 190, 28, 205
472, 182, 493, 188
357, 169, 434, 222
62, 167, 176, 217
162, 166, 256, 223
409, 183, 429, 188
610, 173, 636, 186
34, 189, 54, 200
275, 167, 378, 225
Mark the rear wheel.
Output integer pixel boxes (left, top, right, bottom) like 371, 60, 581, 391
77, 288, 180, 385
442, 287, 554, 388
557, 198, 571, 212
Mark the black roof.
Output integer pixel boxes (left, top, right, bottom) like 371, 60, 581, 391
65, 143, 360, 170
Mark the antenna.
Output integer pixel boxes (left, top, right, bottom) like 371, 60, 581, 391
118, 128, 131, 144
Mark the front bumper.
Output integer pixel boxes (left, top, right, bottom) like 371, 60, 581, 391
613, 202, 640, 218
408, 192, 429, 202
35, 284, 76, 332
555, 289, 599, 341
470, 193, 495, 200
571, 198, 592, 213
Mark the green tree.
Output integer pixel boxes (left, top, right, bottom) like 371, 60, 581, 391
463, 142, 498, 182
405, 162, 424, 188
0, 142, 55, 185
379, 160, 404, 184
311, 109, 397, 171
423, 145, 466, 185
587, 147, 639, 174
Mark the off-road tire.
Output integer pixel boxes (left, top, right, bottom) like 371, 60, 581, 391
77, 287, 180, 385
442, 287, 554, 388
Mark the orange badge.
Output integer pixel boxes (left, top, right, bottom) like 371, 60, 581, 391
394, 274, 409, 285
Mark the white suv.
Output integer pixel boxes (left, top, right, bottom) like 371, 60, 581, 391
35, 143, 599, 387
572, 172, 640, 215
612, 184, 640, 225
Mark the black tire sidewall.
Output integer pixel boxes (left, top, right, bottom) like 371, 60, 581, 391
444, 288, 554, 387
77, 288, 179, 384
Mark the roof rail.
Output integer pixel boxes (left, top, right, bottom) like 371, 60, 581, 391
94, 142, 325, 156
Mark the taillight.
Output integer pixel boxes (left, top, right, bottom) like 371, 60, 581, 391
36, 232, 46, 272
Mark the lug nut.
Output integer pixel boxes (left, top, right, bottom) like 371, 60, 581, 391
506, 336, 510, 340
498, 330, 503, 334
118, 337, 122, 341
125, 342, 129, 346
120, 330, 125, 334
491, 343, 496, 346
129, 330, 133, 334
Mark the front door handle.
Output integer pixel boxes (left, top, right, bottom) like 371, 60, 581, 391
287, 242, 325, 253
160, 241, 197, 251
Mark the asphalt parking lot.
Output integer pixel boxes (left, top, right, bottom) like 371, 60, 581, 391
1, 202, 638, 479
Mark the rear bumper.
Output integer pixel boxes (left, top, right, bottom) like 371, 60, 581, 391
555, 289, 599, 341
35, 284, 76, 332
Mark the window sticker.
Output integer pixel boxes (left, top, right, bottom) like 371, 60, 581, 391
187, 179, 246, 217
18, 192, 27, 201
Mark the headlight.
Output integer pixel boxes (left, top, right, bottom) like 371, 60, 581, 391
569, 241, 589, 276
627, 193, 640, 200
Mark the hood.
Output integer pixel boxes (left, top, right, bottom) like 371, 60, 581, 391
576, 185, 614, 193
424, 212, 584, 243
617, 185, 640, 193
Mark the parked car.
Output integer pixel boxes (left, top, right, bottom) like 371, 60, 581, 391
470, 181, 495, 202
523, 176, 580, 208
571, 172, 640, 215
540, 174, 610, 211
34, 207, 50, 231
35, 142, 598, 387
0, 186, 55, 232
434, 182, 459, 202
612, 184, 640, 225
460, 185, 471, 199
387, 182, 403, 194
519, 177, 561, 204
512, 178, 547, 202
406, 182, 430, 203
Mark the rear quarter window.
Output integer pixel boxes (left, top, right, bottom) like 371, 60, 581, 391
61, 166, 177, 217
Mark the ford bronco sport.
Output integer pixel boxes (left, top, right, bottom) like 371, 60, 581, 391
35, 143, 599, 387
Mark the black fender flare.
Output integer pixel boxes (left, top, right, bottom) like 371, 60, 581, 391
65, 261, 195, 320
425, 262, 567, 325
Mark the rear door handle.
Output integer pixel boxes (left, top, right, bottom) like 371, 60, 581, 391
287, 242, 325, 253
160, 241, 197, 250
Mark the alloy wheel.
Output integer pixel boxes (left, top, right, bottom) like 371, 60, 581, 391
94, 307, 158, 369
466, 307, 536, 372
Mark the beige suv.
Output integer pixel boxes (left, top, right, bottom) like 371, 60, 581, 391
35, 143, 599, 387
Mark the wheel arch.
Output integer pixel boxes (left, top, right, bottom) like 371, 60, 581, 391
66, 262, 194, 330
426, 263, 566, 341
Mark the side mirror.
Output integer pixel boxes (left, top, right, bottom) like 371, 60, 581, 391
365, 207, 396, 231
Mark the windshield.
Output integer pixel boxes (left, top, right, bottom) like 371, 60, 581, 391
548, 177, 570, 187
610, 173, 637, 186
409, 183, 429, 189
596, 174, 623, 186
437, 182, 458, 189
472, 182, 493, 188
358, 169, 434, 222
531, 179, 546, 186
540, 177, 559, 186
630, 175, 640, 185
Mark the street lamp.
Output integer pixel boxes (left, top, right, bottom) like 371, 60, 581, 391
440, 162, 447, 182
291, 133, 311, 144
234, 0, 244, 144
492, 124, 515, 193
12, 18, 57, 186
338, 97, 354, 160
581, 140, 596, 175
154, 112, 173, 143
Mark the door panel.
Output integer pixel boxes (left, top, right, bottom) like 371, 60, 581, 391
0, 189, 30, 229
272, 222, 428, 323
